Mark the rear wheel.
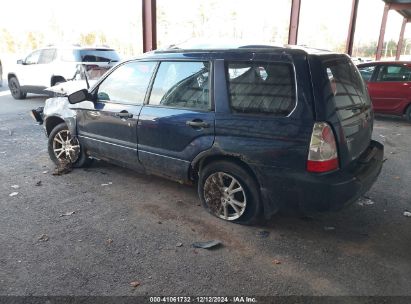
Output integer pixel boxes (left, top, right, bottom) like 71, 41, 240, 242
405, 104, 411, 122
9, 77, 26, 99
198, 160, 261, 224
48, 123, 91, 168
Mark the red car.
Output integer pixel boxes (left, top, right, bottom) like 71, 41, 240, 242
357, 61, 411, 122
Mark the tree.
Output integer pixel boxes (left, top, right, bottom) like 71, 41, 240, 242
80, 32, 96, 46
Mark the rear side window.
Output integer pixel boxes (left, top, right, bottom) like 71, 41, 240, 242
38, 49, 56, 64
226, 62, 296, 116
78, 50, 120, 63
149, 61, 210, 111
376, 65, 411, 81
60, 49, 120, 62
324, 58, 370, 119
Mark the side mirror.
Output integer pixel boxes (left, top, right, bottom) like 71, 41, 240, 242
17, 59, 23, 64
68, 89, 89, 104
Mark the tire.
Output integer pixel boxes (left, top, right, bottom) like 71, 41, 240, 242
48, 123, 91, 168
8, 77, 27, 99
198, 160, 262, 225
405, 104, 411, 123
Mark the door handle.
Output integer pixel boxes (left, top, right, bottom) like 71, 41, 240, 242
186, 120, 210, 128
115, 111, 133, 119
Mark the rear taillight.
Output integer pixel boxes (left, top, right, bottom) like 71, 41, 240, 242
307, 122, 339, 173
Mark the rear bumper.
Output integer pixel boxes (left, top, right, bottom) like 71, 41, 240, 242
256, 140, 384, 216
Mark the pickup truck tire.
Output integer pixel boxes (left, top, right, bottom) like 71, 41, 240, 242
198, 160, 261, 225
9, 77, 27, 99
48, 123, 92, 168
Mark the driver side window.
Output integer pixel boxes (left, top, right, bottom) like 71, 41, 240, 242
97, 61, 156, 105
25, 50, 41, 65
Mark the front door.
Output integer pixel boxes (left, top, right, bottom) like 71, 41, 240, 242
75, 61, 156, 169
138, 61, 215, 182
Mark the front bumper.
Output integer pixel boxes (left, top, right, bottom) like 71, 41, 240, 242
257, 140, 384, 216
30, 107, 44, 125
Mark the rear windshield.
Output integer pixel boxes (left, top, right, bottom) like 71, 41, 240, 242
226, 61, 296, 116
323, 57, 370, 119
60, 49, 120, 63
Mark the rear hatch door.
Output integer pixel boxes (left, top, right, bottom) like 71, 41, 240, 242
309, 55, 373, 168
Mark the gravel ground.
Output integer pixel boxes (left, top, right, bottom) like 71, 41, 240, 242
0, 93, 410, 298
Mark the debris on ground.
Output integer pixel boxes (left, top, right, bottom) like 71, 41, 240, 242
8, 129, 13, 136
38, 234, 49, 242
382, 158, 388, 163
272, 259, 281, 265
256, 230, 270, 238
403, 211, 411, 217
59, 211, 75, 217
52, 161, 72, 176
11, 185, 19, 189
42, 171, 48, 174
9, 192, 19, 197
35, 181, 42, 186
101, 182, 112, 186
106, 238, 113, 245
357, 197, 375, 206
324, 226, 336, 231
393, 176, 401, 180
129, 281, 140, 288
176, 242, 183, 247
192, 240, 222, 249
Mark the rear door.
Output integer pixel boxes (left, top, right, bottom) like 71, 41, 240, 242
75, 60, 156, 169
37, 48, 57, 87
138, 60, 215, 182
315, 56, 373, 166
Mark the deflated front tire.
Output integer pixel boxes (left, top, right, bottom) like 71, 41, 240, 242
48, 123, 91, 168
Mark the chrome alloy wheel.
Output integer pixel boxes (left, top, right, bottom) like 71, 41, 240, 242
203, 172, 247, 221
52, 129, 80, 163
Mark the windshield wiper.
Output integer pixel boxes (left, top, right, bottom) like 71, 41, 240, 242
336, 104, 365, 111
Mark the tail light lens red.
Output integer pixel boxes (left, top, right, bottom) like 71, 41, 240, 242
307, 122, 339, 173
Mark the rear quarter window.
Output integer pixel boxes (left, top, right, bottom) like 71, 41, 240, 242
226, 61, 296, 116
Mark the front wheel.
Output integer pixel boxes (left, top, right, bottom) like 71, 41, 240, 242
198, 160, 261, 224
48, 123, 91, 168
8, 77, 26, 99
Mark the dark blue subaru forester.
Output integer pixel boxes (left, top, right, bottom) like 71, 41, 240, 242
35, 45, 384, 224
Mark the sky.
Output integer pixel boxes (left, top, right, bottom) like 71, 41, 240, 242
0, 0, 409, 57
